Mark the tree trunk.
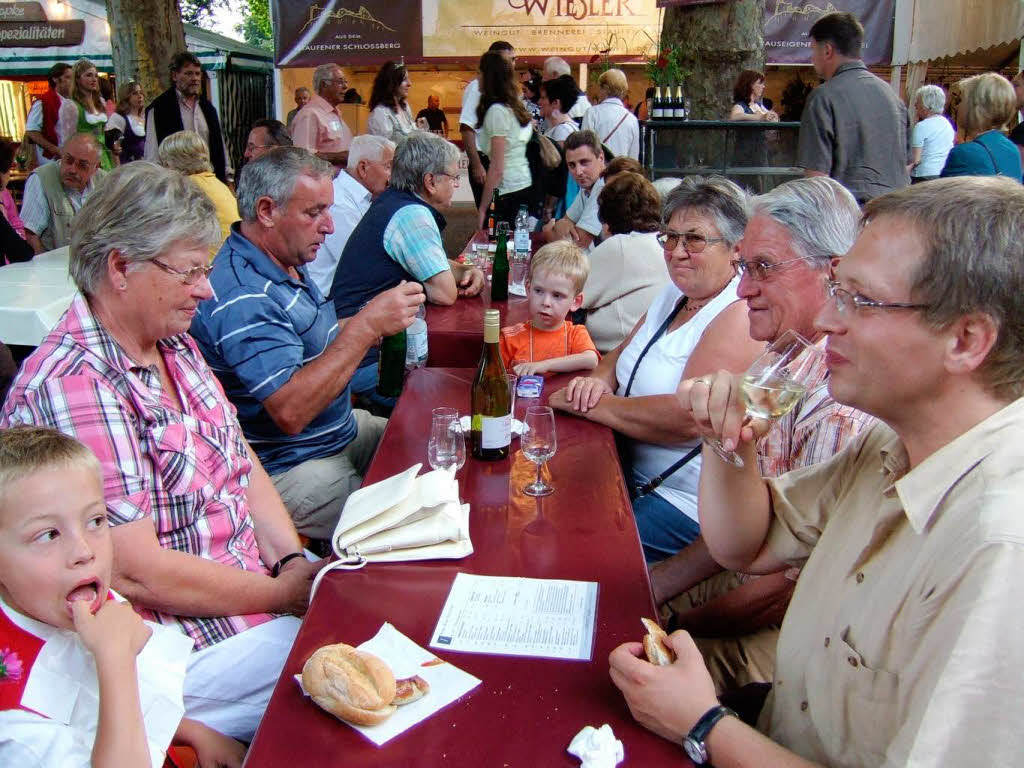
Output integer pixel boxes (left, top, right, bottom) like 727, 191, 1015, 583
661, 0, 766, 120
105, 0, 186, 99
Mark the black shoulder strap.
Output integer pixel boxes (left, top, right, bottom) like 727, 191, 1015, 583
623, 296, 687, 398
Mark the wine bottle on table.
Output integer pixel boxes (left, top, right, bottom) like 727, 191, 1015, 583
674, 85, 686, 119
491, 224, 509, 302
377, 330, 407, 398
471, 309, 512, 461
652, 86, 664, 120
487, 193, 498, 241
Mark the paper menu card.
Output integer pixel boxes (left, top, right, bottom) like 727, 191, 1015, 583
430, 573, 598, 661
295, 623, 481, 746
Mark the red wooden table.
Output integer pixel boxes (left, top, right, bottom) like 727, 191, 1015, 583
426, 231, 533, 368
243, 368, 688, 767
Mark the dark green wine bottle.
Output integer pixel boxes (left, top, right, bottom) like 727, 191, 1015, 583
471, 309, 511, 460
377, 330, 407, 398
491, 226, 509, 302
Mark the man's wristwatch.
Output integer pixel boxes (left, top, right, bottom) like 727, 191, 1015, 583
682, 705, 737, 764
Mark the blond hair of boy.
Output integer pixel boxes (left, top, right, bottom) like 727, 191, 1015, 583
0, 426, 245, 768
500, 241, 600, 376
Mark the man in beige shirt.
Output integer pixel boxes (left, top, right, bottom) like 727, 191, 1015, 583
291, 63, 353, 167
610, 176, 1024, 767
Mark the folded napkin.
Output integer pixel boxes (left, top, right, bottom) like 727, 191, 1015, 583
459, 415, 523, 436
568, 724, 624, 768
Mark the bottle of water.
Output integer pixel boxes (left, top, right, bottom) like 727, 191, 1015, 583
514, 204, 530, 257
405, 304, 428, 370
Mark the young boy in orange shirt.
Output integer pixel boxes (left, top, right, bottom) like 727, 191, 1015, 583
0, 426, 245, 768
500, 241, 600, 375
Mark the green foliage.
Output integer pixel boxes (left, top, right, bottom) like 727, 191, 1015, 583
644, 44, 690, 88
180, 0, 226, 27
237, 0, 273, 50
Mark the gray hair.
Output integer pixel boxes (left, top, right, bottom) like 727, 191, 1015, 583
662, 175, 748, 248
69, 162, 221, 296
913, 84, 946, 115
347, 134, 396, 170
61, 131, 102, 157
543, 57, 571, 77
750, 177, 860, 268
389, 131, 460, 195
157, 130, 212, 175
236, 146, 334, 222
312, 63, 340, 93
863, 176, 1024, 400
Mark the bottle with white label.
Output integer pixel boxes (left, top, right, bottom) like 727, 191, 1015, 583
674, 85, 687, 119
652, 86, 664, 120
514, 204, 530, 256
470, 309, 511, 460
405, 304, 428, 370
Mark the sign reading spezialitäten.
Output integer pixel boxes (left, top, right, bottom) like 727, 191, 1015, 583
0, 19, 85, 47
272, 0, 424, 67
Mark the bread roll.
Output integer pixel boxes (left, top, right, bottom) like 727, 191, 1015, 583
302, 643, 398, 726
641, 617, 675, 666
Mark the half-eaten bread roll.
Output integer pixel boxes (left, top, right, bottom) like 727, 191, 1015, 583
302, 643, 398, 726
641, 617, 676, 666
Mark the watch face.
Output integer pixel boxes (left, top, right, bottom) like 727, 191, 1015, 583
683, 737, 707, 764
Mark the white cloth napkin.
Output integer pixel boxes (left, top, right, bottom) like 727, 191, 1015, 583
568, 724, 625, 768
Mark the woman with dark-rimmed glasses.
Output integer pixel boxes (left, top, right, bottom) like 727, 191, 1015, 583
549, 175, 764, 561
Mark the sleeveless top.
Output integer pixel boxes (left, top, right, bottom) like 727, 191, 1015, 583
614, 276, 742, 522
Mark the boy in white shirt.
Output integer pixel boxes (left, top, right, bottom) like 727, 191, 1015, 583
0, 426, 245, 768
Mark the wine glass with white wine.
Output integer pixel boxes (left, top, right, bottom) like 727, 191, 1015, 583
703, 330, 822, 468
522, 406, 557, 497
428, 407, 466, 476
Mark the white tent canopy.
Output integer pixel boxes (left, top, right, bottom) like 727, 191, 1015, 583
893, 0, 1024, 65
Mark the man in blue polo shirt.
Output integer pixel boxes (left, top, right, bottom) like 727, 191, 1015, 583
191, 147, 425, 540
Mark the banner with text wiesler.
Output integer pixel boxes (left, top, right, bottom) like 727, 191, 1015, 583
272, 0, 423, 67
421, 0, 662, 60
763, 0, 895, 65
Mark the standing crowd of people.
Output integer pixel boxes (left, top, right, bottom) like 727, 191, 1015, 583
2, 9, 1024, 767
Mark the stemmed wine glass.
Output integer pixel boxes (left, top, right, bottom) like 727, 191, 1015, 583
427, 407, 466, 477
703, 330, 822, 468
522, 406, 556, 497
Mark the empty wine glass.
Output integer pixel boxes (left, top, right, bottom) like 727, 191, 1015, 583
703, 330, 822, 468
522, 405, 556, 497
428, 407, 466, 475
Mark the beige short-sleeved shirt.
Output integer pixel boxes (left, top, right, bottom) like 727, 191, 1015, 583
757, 397, 1024, 767
290, 93, 352, 155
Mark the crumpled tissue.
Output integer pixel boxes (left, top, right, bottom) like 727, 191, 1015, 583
568, 723, 625, 768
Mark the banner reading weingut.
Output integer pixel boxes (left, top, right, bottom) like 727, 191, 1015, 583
272, 0, 423, 67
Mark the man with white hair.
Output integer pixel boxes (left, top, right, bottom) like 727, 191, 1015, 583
648, 177, 873, 694
291, 63, 353, 167
612, 175, 1024, 767
543, 56, 591, 120
309, 134, 396, 296
20, 132, 106, 253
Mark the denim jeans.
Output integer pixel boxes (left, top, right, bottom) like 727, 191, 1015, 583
631, 470, 700, 564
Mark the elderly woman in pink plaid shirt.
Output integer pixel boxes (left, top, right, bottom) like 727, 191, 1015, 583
1, 162, 321, 742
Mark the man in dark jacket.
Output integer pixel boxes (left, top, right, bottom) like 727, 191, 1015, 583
144, 51, 230, 182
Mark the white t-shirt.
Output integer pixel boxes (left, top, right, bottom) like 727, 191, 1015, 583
613, 277, 741, 521
478, 103, 533, 194
310, 169, 372, 296
581, 98, 640, 160
910, 114, 955, 178
565, 176, 605, 242
459, 78, 482, 151
0, 596, 193, 768
544, 120, 577, 143
367, 103, 416, 142
24, 99, 55, 166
